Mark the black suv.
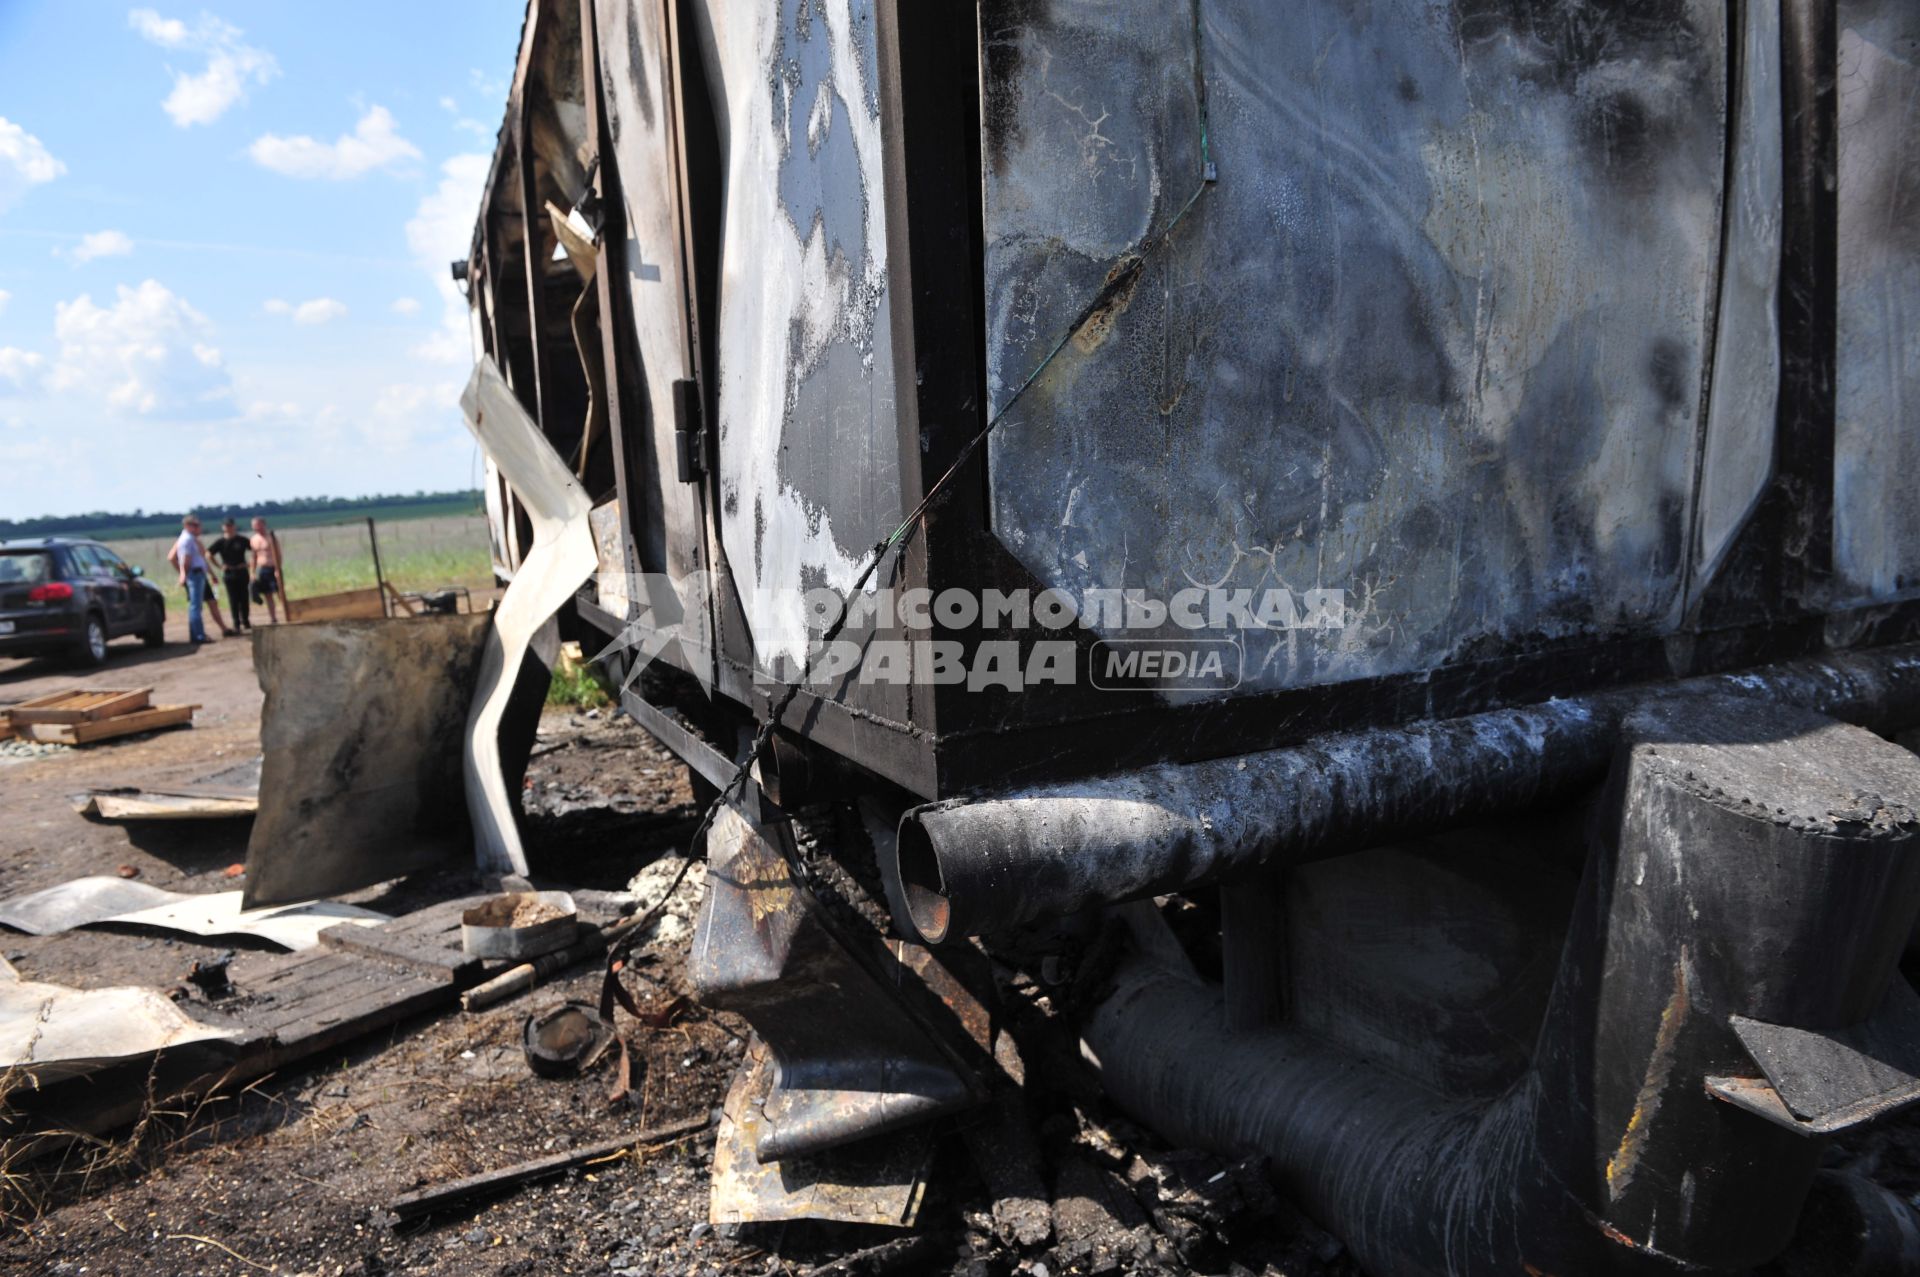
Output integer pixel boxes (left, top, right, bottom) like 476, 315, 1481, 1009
0, 538, 167, 666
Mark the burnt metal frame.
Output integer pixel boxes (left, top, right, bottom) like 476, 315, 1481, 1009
1693, 0, 1838, 628
496, 0, 1920, 803
720, 0, 1919, 801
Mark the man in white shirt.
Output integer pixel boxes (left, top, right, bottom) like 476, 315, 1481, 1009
168, 514, 214, 643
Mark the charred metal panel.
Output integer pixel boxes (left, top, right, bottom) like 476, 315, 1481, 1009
692, 0, 902, 674
1834, 1, 1920, 603
983, 1, 1727, 694
1694, 0, 1784, 598
595, 0, 710, 646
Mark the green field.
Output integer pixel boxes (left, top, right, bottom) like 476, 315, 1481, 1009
107, 513, 495, 600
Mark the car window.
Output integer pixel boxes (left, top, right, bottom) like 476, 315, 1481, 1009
68, 546, 106, 576
93, 546, 131, 574
0, 552, 52, 584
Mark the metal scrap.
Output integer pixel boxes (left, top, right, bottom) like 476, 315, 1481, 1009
0, 876, 389, 952
0, 955, 236, 1083
459, 357, 598, 877
709, 1038, 933, 1228
242, 614, 490, 908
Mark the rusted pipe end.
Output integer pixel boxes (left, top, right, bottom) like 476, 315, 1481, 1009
893, 817, 953, 945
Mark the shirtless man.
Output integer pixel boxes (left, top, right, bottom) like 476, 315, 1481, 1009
249, 516, 287, 624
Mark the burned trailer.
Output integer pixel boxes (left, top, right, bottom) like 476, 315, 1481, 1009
460, 0, 1920, 1273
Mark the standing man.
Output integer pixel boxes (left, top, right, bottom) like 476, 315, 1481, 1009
209, 518, 252, 631
249, 516, 287, 624
169, 515, 215, 644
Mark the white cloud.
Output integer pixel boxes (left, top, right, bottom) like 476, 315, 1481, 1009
50, 279, 231, 415
264, 296, 348, 325
293, 298, 346, 325
66, 230, 135, 263
368, 380, 463, 452
0, 117, 65, 212
0, 347, 46, 394
128, 9, 278, 128
405, 153, 488, 364
439, 96, 459, 113
391, 297, 422, 317
0, 290, 10, 316
127, 8, 188, 45
248, 106, 421, 180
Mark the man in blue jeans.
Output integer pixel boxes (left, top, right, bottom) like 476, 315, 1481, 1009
168, 514, 214, 644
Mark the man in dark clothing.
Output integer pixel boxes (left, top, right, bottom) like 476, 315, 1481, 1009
208, 518, 252, 631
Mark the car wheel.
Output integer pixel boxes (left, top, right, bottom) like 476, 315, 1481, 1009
143, 604, 167, 647
72, 612, 108, 666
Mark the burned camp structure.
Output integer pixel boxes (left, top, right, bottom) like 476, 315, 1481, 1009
459, 1, 1920, 1273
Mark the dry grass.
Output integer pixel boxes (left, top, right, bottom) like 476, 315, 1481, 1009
0, 1058, 278, 1229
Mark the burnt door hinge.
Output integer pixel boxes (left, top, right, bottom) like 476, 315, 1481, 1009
673, 379, 706, 483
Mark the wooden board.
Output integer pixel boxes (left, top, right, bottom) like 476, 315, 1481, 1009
9, 688, 151, 725
77, 792, 257, 820
285, 587, 386, 623
22, 704, 197, 746
0, 892, 631, 1141
388, 1115, 712, 1220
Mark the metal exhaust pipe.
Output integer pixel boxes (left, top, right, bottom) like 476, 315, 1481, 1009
890, 643, 1920, 944
1080, 697, 1920, 1276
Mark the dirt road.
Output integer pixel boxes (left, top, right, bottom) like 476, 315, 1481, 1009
1, 611, 267, 990
0, 614, 761, 1275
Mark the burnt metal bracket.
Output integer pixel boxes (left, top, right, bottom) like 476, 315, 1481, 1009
690, 800, 983, 1165
672, 378, 705, 483
1705, 979, 1920, 1136
616, 681, 739, 798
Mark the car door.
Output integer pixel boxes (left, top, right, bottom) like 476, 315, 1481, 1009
91, 545, 143, 634
75, 546, 130, 634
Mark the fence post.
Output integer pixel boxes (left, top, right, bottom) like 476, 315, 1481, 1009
367, 516, 390, 618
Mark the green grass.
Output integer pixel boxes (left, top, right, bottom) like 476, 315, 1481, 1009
290, 545, 494, 595
104, 513, 496, 599
545, 661, 614, 709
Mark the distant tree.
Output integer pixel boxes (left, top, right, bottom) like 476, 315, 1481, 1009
0, 490, 484, 539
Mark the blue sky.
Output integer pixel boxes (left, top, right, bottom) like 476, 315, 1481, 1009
0, 1, 525, 518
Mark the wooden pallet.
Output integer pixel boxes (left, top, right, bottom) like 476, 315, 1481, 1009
4, 892, 631, 1141
8, 688, 151, 725
20, 704, 197, 745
